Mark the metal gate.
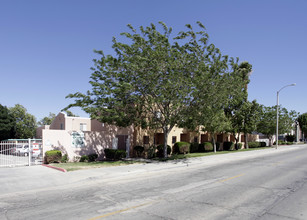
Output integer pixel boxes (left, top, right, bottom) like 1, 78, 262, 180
0, 139, 43, 168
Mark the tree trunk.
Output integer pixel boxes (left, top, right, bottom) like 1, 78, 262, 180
163, 128, 169, 158
232, 133, 239, 150
244, 133, 249, 149
268, 136, 272, 146
212, 135, 217, 153
234, 135, 239, 150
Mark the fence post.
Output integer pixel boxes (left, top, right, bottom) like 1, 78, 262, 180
28, 138, 31, 166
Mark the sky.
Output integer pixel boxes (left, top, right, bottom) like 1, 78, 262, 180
0, 0, 306, 121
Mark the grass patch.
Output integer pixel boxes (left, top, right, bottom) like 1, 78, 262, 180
49, 160, 139, 172
156, 146, 273, 161
50, 146, 274, 170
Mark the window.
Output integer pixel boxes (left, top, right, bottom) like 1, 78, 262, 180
172, 136, 177, 144
60, 123, 64, 130
80, 123, 87, 131
143, 136, 149, 145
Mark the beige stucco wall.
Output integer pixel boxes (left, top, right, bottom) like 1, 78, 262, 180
65, 116, 91, 131
42, 124, 135, 161
91, 119, 105, 132
49, 113, 66, 130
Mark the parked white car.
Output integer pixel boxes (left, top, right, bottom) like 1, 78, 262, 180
16, 145, 30, 156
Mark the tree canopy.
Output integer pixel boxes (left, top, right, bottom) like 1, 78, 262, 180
298, 113, 307, 137
38, 112, 56, 126
0, 104, 15, 141
65, 21, 251, 157
9, 104, 37, 139
257, 105, 298, 145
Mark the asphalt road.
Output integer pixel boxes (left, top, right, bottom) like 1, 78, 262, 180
1, 145, 307, 220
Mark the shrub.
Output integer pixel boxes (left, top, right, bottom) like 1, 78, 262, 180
198, 142, 213, 152
134, 145, 144, 157
198, 143, 205, 152
236, 143, 243, 150
204, 142, 213, 151
156, 144, 171, 157
285, 134, 295, 142
104, 148, 116, 159
61, 154, 69, 163
88, 153, 98, 162
104, 149, 126, 160
45, 150, 62, 164
216, 142, 221, 151
80, 155, 89, 162
248, 142, 260, 148
173, 142, 190, 154
190, 143, 199, 153
223, 142, 234, 151
146, 145, 156, 159
115, 150, 127, 159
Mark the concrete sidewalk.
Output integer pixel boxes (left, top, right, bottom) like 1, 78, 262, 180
0, 144, 305, 196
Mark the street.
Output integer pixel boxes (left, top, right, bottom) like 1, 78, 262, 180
1, 145, 307, 220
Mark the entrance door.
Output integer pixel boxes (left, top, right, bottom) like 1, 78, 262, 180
116, 135, 128, 150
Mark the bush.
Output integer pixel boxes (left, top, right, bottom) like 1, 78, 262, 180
61, 154, 69, 163
80, 155, 89, 162
156, 144, 171, 157
45, 150, 62, 164
236, 143, 243, 149
146, 145, 156, 159
190, 143, 199, 153
134, 145, 144, 157
198, 142, 213, 152
216, 142, 221, 151
104, 148, 116, 159
248, 142, 260, 148
286, 134, 295, 142
223, 142, 234, 151
198, 143, 205, 152
88, 153, 98, 162
114, 150, 127, 159
104, 149, 126, 160
173, 142, 190, 154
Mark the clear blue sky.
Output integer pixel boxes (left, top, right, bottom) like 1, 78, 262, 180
1, 0, 306, 121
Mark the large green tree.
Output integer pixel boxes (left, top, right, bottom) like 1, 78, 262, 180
66, 22, 205, 158
0, 104, 15, 141
38, 112, 56, 126
257, 105, 297, 146
297, 113, 307, 139
224, 61, 254, 148
9, 104, 37, 139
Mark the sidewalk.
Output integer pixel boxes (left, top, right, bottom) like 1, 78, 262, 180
0, 144, 305, 196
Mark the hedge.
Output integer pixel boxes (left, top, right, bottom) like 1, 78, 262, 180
156, 144, 171, 157
173, 142, 190, 154
190, 143, 199, 153
134, 145, 144, 157
104, 149, 127, 160
198, 142, 213, 152
45, 150, 62, 164
248, 141, 267, 148
223, 142, 234, 151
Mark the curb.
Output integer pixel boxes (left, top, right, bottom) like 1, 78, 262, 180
42, 164, 67, 173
